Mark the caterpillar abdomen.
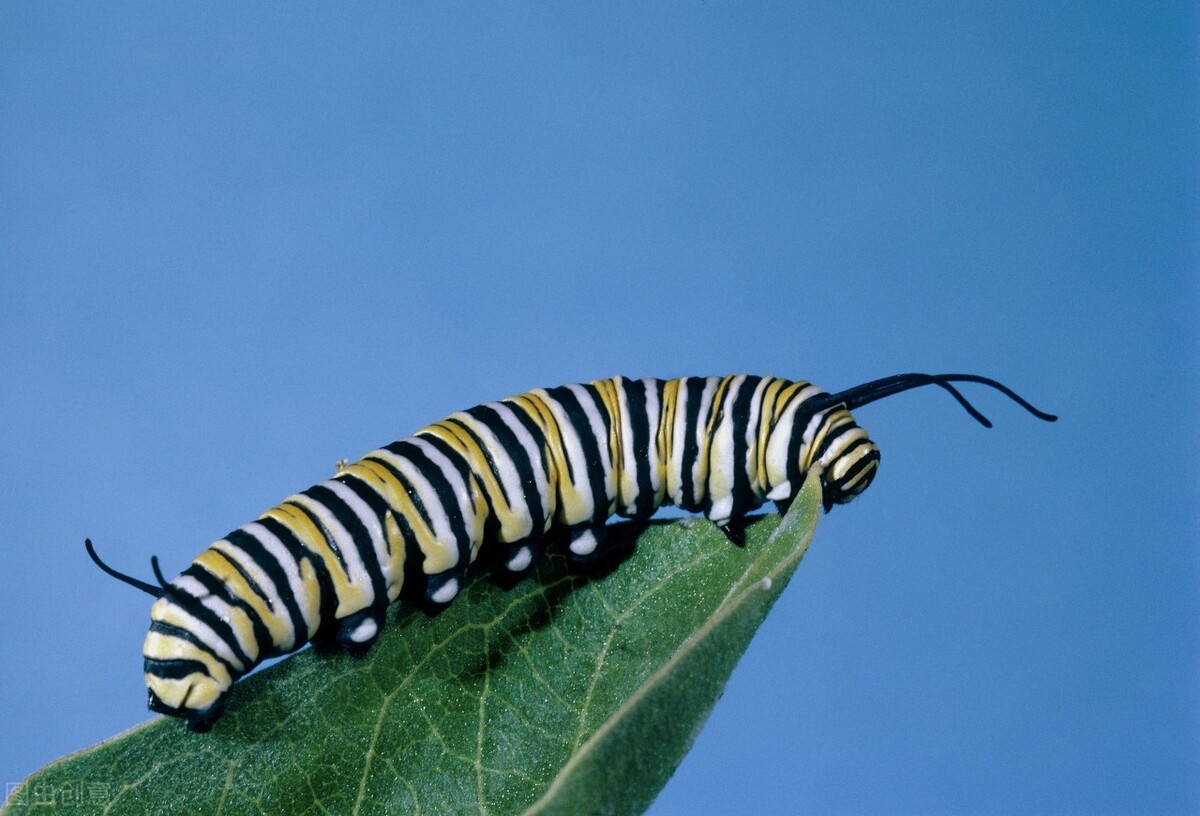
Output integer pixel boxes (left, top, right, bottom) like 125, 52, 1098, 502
88, 372, 1054, 730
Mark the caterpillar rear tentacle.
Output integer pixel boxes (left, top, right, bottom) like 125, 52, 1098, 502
86, 372, 1056, 731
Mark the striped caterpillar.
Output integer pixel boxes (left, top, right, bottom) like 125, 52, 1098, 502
86, 372, 1055, 731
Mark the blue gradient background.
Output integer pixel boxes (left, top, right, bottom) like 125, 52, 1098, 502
1, 4, 1195, 813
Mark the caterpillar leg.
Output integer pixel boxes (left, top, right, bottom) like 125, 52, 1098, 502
565, 522, 608, 565
333, 606, 387, 658
488, 534, 548, 589
718, 519, 748, 547
499, 536, 544, 574
422, 567, 467, 614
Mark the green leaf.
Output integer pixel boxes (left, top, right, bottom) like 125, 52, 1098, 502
4, 475, 820, 816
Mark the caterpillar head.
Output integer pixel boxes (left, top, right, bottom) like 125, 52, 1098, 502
805, 407, 882, 511
141, 590, 233, 732
806, 373, 1057, 511
84, 541, 232, 731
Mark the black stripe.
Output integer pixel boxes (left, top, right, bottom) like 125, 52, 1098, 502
419, 432, 485, 516
421, 429, 502, 549
725, 375, 762, 519
188, 563, 275, 664
520, 393, 576, 487
506, 398, 555, 484
256, 513, 336, 630
336, 472, 397, 558
286, 499, 350, 574
784, 389, 823, 489
468, 403, 546, 533
832, 439, 879, 488
143, 657, 214, 681
224, 527, 309, 652
258, 513, 338, 633
163, 567, 256, 672
812, 415, 853, 463
147, 620, 237, 676
391, 506, 426, 604
678, 377, 708, 512
363, 453, 439, 538
546, 384, 610, 522
446, 416, 511, 510
580, 382, 614, 452
504, 394, 570, 517
212, 540, 273, 607
304, 483, 388, 607
622, 377, 657, 518
385, 440, 472, 569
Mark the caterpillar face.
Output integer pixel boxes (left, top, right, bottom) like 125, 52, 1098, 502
141, 586, 241, 729
803, 408, 882, 511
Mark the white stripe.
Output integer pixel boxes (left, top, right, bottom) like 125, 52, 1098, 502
642, 379, 663, 500
565, 383, 614, 478
322, 479, 390, 585
159, 595, 247, 672
410, 437, 477, 538
706, 375, 747, 522
288, 491, 374, 600
172, 575, 210, 599
242, 521, 319, 639
369, 447, 460, 571
537, 388, 596, 520
211, 539, 296, 650
452, 411, 532, 541
802, 410, 827, 447
489, 401, 553, 522
764, 384, 823, 498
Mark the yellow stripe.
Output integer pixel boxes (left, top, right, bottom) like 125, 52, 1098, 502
509, 391, 574, 521
148, 601, 245, 673
659, 379, 679, 500
383, 511, 406, 602
804, 409, 853, 472
421, 420, 519, 548
260, 502, 369, 617
591, 377, 624, 502
341, 458, 454, 576
659, 379, 681, 502
530, 388, 596, 524
142, 629, 231, 709
755, 378, 787, 492
195, 547, 284, 656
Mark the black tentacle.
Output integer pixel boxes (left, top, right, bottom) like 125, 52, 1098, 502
817, 372, 1057, 426
84, 539, 163, 598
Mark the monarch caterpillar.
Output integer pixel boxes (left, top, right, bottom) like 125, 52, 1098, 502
86, 372, 1055, 731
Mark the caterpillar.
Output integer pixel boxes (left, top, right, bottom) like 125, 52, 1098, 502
86, 372, 1056, 731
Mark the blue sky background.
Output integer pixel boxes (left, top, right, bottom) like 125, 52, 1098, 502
1, 3, 1195, 813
